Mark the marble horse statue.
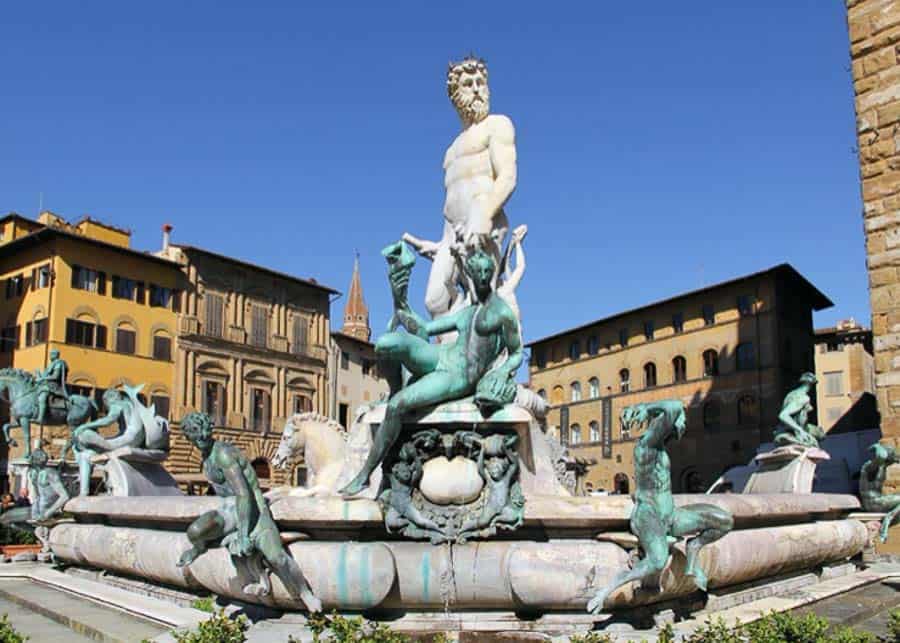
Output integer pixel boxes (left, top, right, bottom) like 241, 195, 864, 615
587, 400, 733, 613
0, 366, 95, 457
269, 412, 349, 498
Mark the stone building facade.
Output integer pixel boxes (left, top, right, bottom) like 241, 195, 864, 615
0, 212, 182, 471
158, 241, 336, 487
814, 319, 878, 432
527, 264, 831, 494
847, 0, 900, 444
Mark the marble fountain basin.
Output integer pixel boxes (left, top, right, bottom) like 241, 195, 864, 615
48, 492, 868, 613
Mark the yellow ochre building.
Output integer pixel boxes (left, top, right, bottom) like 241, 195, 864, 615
0, 211, 182, 467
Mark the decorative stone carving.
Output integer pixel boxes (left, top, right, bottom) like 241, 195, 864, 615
380, 428, 524, 544
743, 445, 830, 494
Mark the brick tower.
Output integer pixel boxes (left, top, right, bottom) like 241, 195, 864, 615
341, 253, 371, 342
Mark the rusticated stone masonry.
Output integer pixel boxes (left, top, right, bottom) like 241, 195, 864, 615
848, 0, 900, 443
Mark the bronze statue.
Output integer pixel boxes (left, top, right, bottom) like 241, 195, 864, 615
35, 349, 69, 426
587, 401, 733, 613
339, 244, 523, 496
774, 373, 825, 448
860, 442, 900, 542
176, 412, 321, 612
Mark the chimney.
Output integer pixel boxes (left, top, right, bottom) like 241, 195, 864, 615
162, 223, 173, 251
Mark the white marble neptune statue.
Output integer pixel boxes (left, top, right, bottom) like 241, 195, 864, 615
403, 55, 517, 325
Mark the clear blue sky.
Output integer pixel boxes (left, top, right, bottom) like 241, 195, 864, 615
0, 1, 865, 349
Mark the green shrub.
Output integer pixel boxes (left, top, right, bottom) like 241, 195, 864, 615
190, 597, 216, 614
569, 632, 614, 643
173, 609, 248, 643
300, 612, 448, 643
0, 614, 27, 643
683, 618, 744, 643
890, 608, 900, 643
742, 611, 831, 642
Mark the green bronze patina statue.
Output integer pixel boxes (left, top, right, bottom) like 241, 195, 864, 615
587, 400, 733, 614
35, 350, 70, 426
773, 372, 826, 449
860, 442, 900, 542
339, 241, 523, 496
176, 412, 321, 612
1, 448, 70, 529
0, 359, 95, 457
64, 384, 170, 496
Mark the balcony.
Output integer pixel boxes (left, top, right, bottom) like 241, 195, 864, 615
292, 343, 327, 362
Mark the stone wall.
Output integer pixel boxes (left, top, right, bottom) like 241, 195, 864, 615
848, 0, 900, 443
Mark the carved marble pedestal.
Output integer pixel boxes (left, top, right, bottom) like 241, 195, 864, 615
742, 446, 831, 494
363, 398, 566, 544
91, 447, 183, 497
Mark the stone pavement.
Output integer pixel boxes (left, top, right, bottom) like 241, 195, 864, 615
0, 594, 94, 642
794, 578, 900, 639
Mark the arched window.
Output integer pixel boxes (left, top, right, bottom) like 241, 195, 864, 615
570, 381, 582, 402
703, 400, 721, 432
738, 395, 758, 426
292, 394, 313, 414
560, 425, 570, 445
569, 340, 581, 361
587, 335, 600, 356
703, 349, 719, 376
251, 458, 270, 481
643, 362, 657, 388
551, 386, 564, 405
619, 369, 630, 393
672, 356, 687, 383
115, 322, 137, 355
537, 388, 547, 401
589, 421, 600, 442
152, 330, 172, 361
589, 377, 600, 399
614, 473, 630, 495
570, 424, 582, 445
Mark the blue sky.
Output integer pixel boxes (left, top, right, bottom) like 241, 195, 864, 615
1, 1, 864, 349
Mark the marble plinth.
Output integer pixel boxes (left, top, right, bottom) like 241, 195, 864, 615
743, 446, 831, 494
91, 447, 183, 497
364, 398, 567, 498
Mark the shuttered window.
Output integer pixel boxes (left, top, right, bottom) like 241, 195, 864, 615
65, 319, 106, 349
116, 328, 136, 354
205, 294, 224, 337
292, 315, 308, 354
153, 335, 172, 361
251, 388, 270, 431
251, 306, 268, 348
